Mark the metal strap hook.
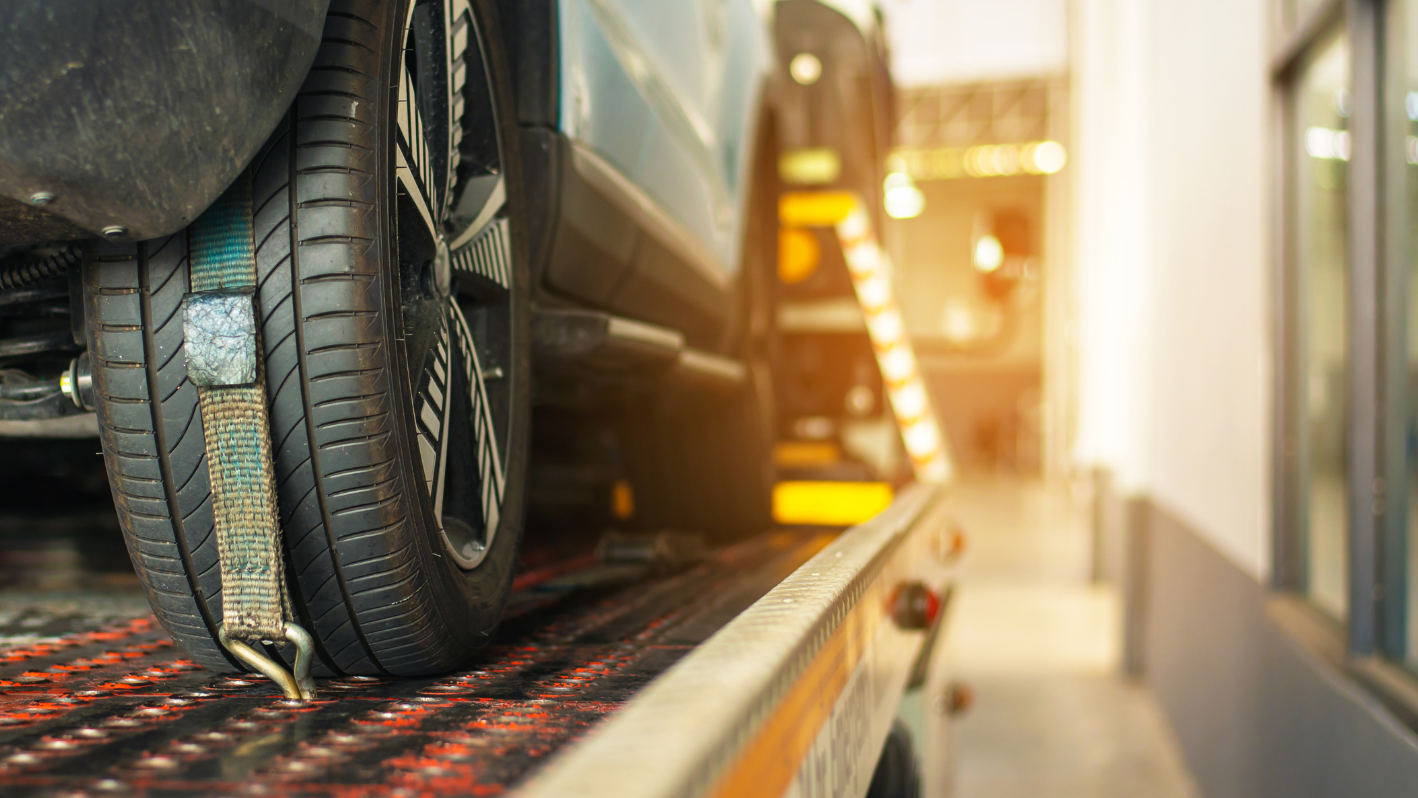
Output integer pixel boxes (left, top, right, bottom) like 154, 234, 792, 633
218, 622, 318, 701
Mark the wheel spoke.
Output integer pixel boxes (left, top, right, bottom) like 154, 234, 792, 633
449, 297, 506, 534
450, 215, 512, 290
396, 152, 439, 246
447, 176, 505, 252
414, 316, 454, 519
398, 10, 440, 244
444, 0, 473, 208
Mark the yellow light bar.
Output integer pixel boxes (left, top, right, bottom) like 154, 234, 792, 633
780, 191, 857, 227
773, 481, 894, 526
773, 440, 842, 468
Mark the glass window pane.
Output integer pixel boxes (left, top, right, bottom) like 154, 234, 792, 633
1292, 31, 1349, 620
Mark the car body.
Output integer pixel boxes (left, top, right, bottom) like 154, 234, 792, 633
0, 0, 894, 676
0, 0, 787, 673
0, 0, 774, 352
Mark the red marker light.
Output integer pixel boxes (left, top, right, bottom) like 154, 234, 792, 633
889, 582, 940, 630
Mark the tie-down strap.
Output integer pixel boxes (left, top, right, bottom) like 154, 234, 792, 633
184, 173, 315, 700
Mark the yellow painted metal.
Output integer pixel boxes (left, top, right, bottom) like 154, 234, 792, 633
778, 191, 857, 227
514, 483, 948, 798
772, 480, 894, 526
772, 440, 842, 468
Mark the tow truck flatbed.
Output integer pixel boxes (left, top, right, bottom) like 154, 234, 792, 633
0, 484, 949, 798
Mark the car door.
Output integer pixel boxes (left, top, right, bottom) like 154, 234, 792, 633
557, 0, 772, 336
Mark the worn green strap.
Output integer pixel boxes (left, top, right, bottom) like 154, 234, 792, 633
189, 173, 290, 642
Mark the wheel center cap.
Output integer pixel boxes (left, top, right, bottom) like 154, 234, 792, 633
433, 241, 451, 297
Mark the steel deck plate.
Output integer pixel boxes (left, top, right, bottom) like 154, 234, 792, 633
0, 530, 833, 797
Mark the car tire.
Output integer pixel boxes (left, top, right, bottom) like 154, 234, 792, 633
83, 0, 530, 676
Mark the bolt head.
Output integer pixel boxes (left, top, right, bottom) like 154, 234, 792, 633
101, 225, 127, 240
28, 192, 54, 207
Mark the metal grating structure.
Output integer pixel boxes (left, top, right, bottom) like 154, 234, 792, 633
895, 79, 1066, 150
0, 530, 836, 796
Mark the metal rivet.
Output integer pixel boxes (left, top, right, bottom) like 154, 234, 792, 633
101, 226, 127, 240
101, 718, 144, 729
29, 192, 54, 206
173, 690, 217, 699
278, 760, 319, 773
193, 731, 232, 743
74, 728, 109, 739
421, 685, 474, 694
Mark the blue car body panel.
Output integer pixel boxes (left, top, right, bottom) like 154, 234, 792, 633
556, 0, 773, 281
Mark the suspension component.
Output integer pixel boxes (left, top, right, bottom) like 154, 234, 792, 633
0, 243, 79, 292
60, 352, 94, 410
0, 353, 93, 421
0, 330, 76, 360
0, 372, 59, 401
0, 366, 70, 421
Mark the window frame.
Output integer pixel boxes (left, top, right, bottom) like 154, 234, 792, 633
1272, 0, 1384, 656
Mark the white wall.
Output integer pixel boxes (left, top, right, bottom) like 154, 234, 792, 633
879, 0, 1069, 86
1071, 0, 1272, 579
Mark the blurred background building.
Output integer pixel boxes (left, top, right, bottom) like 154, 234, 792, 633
871, 0, 1418, 794
880, 0, 1070, 477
